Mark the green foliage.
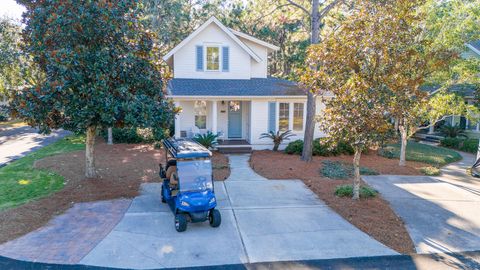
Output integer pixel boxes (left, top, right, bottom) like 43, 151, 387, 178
285, 139, 304, 154
420, 166, 441, 176
260, 130, 295, 151
100, 127, 158, 144
193, 131, 219, 149
11, 0, 175, 135
320, 160, 379, 179
0, 135, 85, 210
440, 137, 463, 148
440, 137, 478, 153
379, 141, 462, 166
285, 139, 354, 156
440, 124, 468, 138
460, 139, 479, 153
334, 185, 378, 199
0, 105, 8, 122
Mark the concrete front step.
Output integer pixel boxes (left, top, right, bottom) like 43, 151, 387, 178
218, 146, 252, 154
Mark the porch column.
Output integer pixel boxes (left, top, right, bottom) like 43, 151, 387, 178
211, 100, 218, 135
174, 101, 181, 138
428, 125, 435, 134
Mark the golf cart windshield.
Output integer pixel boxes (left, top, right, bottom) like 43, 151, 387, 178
176, 159, 213, 192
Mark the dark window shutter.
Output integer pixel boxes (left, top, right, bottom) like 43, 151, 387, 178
196, 45, 203, 71
268, 102, 276, 132
222, 46, 229, 72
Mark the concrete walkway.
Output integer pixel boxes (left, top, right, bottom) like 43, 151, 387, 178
363, 151, 480, 254
0, 126, 70, 166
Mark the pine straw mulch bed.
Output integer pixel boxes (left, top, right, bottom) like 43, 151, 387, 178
0, 139, 230, 244
250, 150, 427, 254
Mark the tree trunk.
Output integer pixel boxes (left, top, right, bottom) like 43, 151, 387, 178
398, 125, 408, 167
352, 146, 362, 200
302, 91, 316, 161
301, 1, 321, 162
107, 127, 113, 145
85, 126, 97, 178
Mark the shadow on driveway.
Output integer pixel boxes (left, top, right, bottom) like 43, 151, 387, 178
363, 175, 480, 254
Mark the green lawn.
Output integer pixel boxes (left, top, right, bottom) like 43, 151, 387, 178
0, 135, 85, 210
380, 141, 462, 166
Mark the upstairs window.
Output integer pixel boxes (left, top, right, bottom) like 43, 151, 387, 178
206, 46, 220, 71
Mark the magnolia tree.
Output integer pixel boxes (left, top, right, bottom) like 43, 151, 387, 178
302, 0, 394, 199
11, 0, 175, 178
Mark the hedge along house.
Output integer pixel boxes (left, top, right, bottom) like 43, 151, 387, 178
163, 17, 325, 151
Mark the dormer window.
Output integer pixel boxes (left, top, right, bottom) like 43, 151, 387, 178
206, 46, 220, 71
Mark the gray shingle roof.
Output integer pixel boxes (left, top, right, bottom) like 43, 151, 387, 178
420, 83, 478, 97
469, 40, 480, 52
167, 78, 305, 97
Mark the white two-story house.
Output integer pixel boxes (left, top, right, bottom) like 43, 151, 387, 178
163, 17, 324, 150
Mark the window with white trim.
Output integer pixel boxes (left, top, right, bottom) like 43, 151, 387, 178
194, 101, 207, 129
206, 46, 220, 71
279, 103, 289, 131
293, 103, 304, 131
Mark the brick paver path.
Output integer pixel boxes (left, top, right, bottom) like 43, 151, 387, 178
0, 199, 131, 264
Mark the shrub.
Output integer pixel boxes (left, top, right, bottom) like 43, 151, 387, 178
259, 130, 295, 151
460, 139, 478, 153
194, 131, 218, 149
334, 185, 378, 198
440, 137, 462, 148
420, 166, 441, 176
285, 139, 354, 156
440, 124, 468, 138
0, 105, 8, 122
285, 139, 304, 155
320, 160, 379, 179
100, 127, 157, 144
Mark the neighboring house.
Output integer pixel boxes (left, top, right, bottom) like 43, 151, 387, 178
163, 17, 324, 150
424, 41, 480, 137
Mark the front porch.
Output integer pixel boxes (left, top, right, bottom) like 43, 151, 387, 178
174, 99, 252, 142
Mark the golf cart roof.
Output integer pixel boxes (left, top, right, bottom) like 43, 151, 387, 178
162, 138, 212, 159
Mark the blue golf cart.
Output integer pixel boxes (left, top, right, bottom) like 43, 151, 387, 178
159, 138, 221, 232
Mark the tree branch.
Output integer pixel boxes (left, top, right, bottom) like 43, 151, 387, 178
415, 114, 456, 132
319, 0, 344, 19
286, 0, 311, 17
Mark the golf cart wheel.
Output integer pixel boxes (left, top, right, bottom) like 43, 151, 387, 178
161, 185, 166, 203
175, 214, 187, 232
209, 209, 221, 228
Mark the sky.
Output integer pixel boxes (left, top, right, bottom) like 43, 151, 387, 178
0, 0, 26, 21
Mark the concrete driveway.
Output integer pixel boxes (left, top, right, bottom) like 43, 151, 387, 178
363, 152, 480, 254
78, 155, 396, 269
0, 126, 70, 166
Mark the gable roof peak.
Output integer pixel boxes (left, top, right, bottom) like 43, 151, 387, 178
163, 16, 262, 63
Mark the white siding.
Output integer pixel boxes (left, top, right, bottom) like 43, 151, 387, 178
239, 38, 268, 78
173, 24, 252, 79
174, 97, 325, 149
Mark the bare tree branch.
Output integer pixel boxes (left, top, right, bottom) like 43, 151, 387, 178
319, 0, 344, 19
253, 4, 291, 24
286, 0, 311, 16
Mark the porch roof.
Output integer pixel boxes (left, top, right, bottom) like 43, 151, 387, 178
167, 78, 305, 97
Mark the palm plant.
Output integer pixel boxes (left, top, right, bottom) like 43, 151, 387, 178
193, 131, 218, 149
440, 124, 468, 138
259, 130, 295, 151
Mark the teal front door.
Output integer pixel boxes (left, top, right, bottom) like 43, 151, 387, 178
228, 101, 242, 138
